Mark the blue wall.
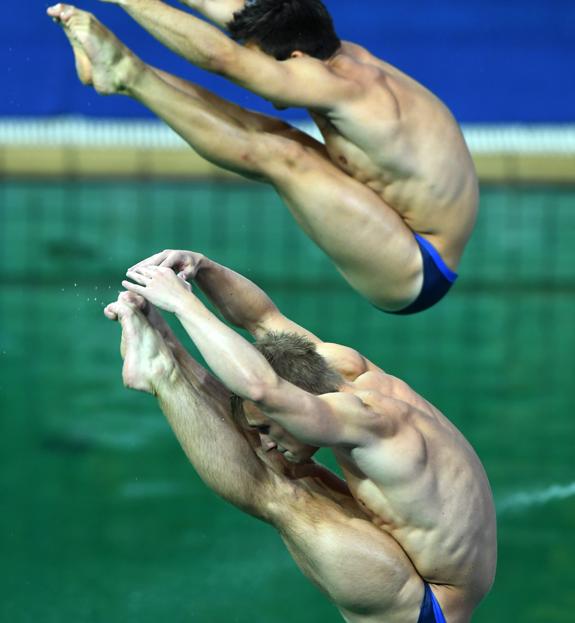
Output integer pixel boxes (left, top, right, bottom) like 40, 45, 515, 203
3, 0, 575, 122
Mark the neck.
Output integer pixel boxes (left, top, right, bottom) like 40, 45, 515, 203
326, 45, 344, 65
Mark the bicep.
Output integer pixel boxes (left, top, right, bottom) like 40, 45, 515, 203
258, 383, 394, 449
256, 381, 343, 446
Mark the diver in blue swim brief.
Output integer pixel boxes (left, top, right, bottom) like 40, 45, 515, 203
113, 250, 495, 623
50, 0, 478, 314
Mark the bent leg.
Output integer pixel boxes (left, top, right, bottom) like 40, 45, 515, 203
106, 293, 427, 618
136, 70, 423, 307
56, 7, 422, 308
134, 74, 422, 307
104, 292, 277, 520
264, 154, 423, 309
272, 480, 425, 620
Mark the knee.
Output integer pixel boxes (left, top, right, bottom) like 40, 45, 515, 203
249, 134, 316, 178
280, 138, 317, 173
268, 140, 318, 182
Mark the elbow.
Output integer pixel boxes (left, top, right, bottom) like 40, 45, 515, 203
245, 383, 266, 404
243, 378, 271, 404
244, 374, 281, 405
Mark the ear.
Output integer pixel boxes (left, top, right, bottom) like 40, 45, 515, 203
290, 50, 305, 59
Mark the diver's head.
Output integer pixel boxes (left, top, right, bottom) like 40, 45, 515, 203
230, 331, 344, 463
228, 0, 341, 62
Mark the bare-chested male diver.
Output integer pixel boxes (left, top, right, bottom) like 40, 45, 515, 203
104, 249, 496, 622
48, 0, 478, 313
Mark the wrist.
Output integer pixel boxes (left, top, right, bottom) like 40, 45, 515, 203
196, 254, 212, 275
174, 290, 205, 319
194, 256, 218, 285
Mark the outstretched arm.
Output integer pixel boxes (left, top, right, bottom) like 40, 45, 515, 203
129, 249, 321, 340
123, 266, 394, 447
107, 0, 361, 109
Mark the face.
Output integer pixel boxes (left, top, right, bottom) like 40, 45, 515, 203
242, 401, 317, 463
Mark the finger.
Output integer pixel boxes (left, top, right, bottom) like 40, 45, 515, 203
129, 250, 170, 271
122, 280, 146, 295
159, 251, 183, 269
125, 269, 150, 285
149, 265, 174, 276
132, 266, 157, 277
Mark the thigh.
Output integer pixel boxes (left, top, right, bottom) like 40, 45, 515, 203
258, 140, 423, 308
271, 490, 424, 620
174, 106, 423, 309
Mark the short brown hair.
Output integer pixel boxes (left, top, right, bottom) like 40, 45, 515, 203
230, 331, 342, 420
254, 331, 342, 394
228, 0, 341, 61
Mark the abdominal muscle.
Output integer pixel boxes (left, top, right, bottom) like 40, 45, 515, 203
336, 441, 495, 606
308, 54, 479, 268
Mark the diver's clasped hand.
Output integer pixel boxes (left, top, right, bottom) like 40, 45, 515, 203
123, 265, 194, 314
129, 249, 206, 282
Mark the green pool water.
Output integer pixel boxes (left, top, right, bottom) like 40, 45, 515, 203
1, 181, 574, 622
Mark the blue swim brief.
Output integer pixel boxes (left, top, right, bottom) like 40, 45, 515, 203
417, 583, 447, 623
390, 234, 458, 315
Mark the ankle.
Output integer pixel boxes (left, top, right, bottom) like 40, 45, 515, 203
151, 357, 184, 397
118, 55, 147, 95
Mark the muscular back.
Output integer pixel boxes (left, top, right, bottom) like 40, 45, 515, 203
311, 42, 479, 267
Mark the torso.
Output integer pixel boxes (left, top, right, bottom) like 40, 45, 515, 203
309, 42, 479, 268
315, 343, 497, 617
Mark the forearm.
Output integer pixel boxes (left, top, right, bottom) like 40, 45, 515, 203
119, 0, 235, 71
195, 258, 278, 333
179, 0, 245, 29
175, 293, 278, 401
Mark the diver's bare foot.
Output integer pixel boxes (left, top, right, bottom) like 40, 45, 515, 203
47, 3, 142, 94
104, 292, 177, 394
105, 291, 180, 351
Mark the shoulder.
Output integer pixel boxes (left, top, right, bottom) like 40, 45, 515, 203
335, 42, 391, 82
316, 343, 370, 381
318, 389, 403, 443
